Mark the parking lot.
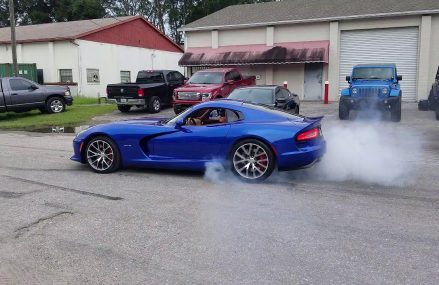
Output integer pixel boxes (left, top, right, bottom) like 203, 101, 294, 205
0, 102, 438, 284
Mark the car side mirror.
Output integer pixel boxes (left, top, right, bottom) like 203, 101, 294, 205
29, 84, 38, 90
346, 76, 351, 82
175, 118, 184, 128
226, 79, 234, 85
397, 75, 402, 81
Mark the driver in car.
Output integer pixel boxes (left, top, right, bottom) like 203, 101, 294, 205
186, 109, 227, 126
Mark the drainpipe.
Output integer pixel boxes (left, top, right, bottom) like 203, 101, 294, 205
72, 40, 82, 96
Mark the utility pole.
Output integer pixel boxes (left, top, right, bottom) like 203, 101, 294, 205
8, 0, 18, 77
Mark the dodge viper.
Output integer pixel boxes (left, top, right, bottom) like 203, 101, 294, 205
71, 100, 326, 182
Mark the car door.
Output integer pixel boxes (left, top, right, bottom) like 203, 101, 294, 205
150, 108, 231, 165
8, 78, 45, 110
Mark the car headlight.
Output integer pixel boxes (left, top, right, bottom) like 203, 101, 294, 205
352, 88, 358, 95
64, 90, 71, 96
382, 88, 388, 95
200, 93, 211, 101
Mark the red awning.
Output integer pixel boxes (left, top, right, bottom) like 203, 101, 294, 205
179, 41, 329, 66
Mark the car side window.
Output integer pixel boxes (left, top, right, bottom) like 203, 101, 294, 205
225, 72, 233, 82
281, 89, 290, 98
10, 79, 33, 91
185, 108, 228, 126
226, 109, 244, 122
173, 72, 185, 83
275, 89, 284, 100
231, 71, 242, 81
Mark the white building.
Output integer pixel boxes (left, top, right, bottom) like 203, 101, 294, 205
179, 0, 439, 102
0, 16, 184, 97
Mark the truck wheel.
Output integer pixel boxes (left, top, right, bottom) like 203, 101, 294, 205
46, 97, 66, 114
117, 105, 131, 113
174, 105, 182, 115
390, 98, 402, 122
338, 99, 350, 120
148, 96, 161, 113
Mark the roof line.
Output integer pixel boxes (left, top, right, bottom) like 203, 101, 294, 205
76, 15, 183, 52
179, 9, 439, 31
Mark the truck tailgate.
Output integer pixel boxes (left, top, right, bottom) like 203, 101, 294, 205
107, 85, 140, 100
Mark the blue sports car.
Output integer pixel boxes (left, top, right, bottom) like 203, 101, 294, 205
71, 100, 326, 182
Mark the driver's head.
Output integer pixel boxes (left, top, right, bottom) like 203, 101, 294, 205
218, 109, 227, 123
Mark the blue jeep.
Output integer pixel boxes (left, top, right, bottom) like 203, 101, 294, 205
339, 64, 402, 122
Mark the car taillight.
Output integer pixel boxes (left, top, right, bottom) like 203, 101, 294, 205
296, 128, 320, 142
137, 88, 144, 97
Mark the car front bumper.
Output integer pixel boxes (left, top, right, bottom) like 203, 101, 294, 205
341, 96, 400, 110
65, 96, 73, 106
108, 98, 146, 105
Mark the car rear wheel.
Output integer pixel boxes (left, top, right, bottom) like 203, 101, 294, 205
148, 96, 161, 113
390, 98, 402, 122
230, 139, 275, 182
118, 105, 131, 113
85, 136, 120, 174
294, 105, 300, 114
46, 97, 65, 114
339, 99, 350, 120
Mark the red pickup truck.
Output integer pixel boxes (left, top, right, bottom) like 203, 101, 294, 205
172, 68, 256, 114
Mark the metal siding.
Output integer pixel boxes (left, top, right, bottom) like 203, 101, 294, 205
339, 27, 419, 101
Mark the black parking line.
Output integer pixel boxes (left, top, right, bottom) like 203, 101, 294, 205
0, 174, 123, 201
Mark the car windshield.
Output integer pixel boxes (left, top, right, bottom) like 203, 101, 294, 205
188, 72, 223, 84
352, 67, 394, 80
228, 88, 274, 105
136, 72, 165, 84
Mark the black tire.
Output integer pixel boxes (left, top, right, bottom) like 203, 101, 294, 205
390, 97, 402, 122
418, 100, 430, 111
84, 136, 120, 174
338, 98, 350, 120
117, 105, 131, 113
46, 97, 66, 114
148, 96, 161, 113
230, 139, 275, 182
173, 105, 182, 115
294, 105, 300, 115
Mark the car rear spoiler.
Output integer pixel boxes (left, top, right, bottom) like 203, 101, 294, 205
301, 116, 324, 132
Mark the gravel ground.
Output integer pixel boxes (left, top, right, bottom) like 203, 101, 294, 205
0, 102, 438, 284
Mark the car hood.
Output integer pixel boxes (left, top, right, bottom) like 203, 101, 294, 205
176, 83, 223, 93
351, 80, 392, 88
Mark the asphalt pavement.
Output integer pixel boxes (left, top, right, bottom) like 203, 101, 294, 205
0, 102, 438, 284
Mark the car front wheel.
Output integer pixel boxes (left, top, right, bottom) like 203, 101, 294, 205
148, 96, 161, 113
85, 136, 120, 174
46, 97, 65, 114
230, 139, 275, 182
339, 99, 350, 120
390, 97, 402, 122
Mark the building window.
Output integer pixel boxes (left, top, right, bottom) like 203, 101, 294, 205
59, 69, 73, 83
87, 69, 100, 84
120, 71, 131, 83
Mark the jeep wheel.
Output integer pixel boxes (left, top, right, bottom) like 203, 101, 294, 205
390, 98, 402, 122
338, 99, 350, 120
117, 105, 131, 113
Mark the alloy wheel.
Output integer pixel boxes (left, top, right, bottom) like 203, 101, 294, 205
86, 140, 114, 172
232, 143, 269, 179
50, 99, 64, 113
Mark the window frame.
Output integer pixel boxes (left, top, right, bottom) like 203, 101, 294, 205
86, 68, 100, 84
59, 69, 73, 83
120, 70, 131, 83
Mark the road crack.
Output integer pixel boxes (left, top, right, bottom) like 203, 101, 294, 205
14, 211, 73, 239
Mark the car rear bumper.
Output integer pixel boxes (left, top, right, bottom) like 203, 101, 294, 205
277, 140, 326, 171
341, 96, 400, 110
108, 98, 146, 105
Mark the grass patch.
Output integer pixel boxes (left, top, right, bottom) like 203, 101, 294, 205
0, 103, 116, 130
72, 96, 105, 105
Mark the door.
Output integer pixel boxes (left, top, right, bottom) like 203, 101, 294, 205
304, 63, 323, 101
339, 27, 418, 101
150, 108, 231, 164
8, 78, 45, 110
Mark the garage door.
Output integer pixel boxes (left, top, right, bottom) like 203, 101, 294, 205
339, 27, 419, 101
